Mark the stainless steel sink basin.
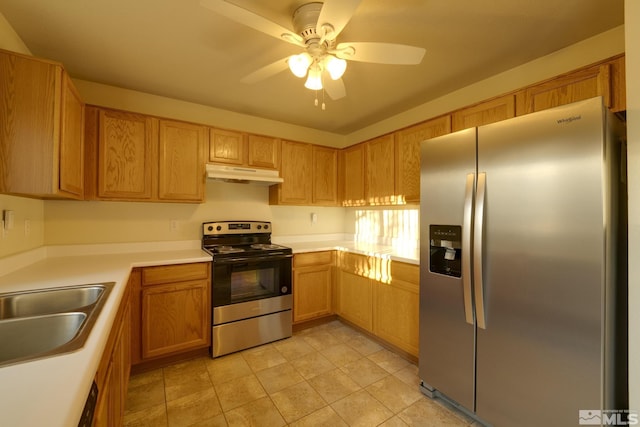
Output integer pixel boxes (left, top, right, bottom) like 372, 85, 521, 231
0, 285, 105, 319
0, 283, 114, 367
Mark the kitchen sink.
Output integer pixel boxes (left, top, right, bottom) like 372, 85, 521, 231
0, 285, 105, 319
0, 283, 114, 367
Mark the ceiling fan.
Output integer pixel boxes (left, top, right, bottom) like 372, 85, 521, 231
200, 0, 426, 105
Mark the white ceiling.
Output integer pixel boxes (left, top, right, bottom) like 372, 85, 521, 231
0, 0, 624, 134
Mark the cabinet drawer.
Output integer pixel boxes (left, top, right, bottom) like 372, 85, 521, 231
294, 251, 333, 268
391, 262, 419, 285
142, 262, 209, 286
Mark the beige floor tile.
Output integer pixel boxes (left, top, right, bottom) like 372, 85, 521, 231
346, 334, 384, 356
164, 358, 213, 402
398, 398, 469, 426
320, 343, 363, 367
125, 375, 166, 414
340, 357, 390, 388
214, 374, 267, 412
128, 369, 164, 388
224, 396, 286, 427
255, 362, 304, 394
393, 363, 421, 387
366, 376, 424, 413
270, 381, 327, 423
205, 353, 253, 385
166, 388, 222, 427
329, 324, 363, 342
241, 344, 287, 372
302, 329, 343, 350
307, 368, 361, 404
291, 351, 336, 380
368, 348, 411, 373
379, 415, 410, 426
331, 389, 394, 427
272, 336, 316, 361
188, 414, 228, 426
288, 405, 348, 427
124, 403, 168, 427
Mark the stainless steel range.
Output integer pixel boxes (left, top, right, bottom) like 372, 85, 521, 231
202, 221, 292, 357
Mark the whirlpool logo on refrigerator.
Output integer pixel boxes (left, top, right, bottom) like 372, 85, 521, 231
557, 114, 582, 124
579, 410, 639, 425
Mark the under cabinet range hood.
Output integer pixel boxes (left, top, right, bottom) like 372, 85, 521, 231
206, 164, 283, 185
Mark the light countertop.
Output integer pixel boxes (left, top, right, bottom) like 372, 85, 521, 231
0, 243, 211, 427
0, 237, 418, 426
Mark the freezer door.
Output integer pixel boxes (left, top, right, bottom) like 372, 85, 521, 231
419, 128, 477, 411
475, 98, 609, 426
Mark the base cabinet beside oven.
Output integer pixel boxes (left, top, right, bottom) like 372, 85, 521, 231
292, 251, 334, 323
131, 262, 211, 364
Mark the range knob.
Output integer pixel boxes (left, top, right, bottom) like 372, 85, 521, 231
216, 225, 222, 231
207, 226, 213, 231
264, 224, 269, 230
257, 225, 262, 230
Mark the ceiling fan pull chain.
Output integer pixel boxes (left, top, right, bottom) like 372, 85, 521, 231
322, 89, 326, 110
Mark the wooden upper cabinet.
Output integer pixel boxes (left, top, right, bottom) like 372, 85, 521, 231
0, 48, 84, 199
312, 145, 338, 206
247, 134, 280, 169
452, 94, 515, 132
395, 115, 451, 204
365, 134, 396, 205
340, 143, 365, 206
609, 55, 626, 112
270, 140, 312, 205
96, 109, 155, 200
158, 120, 207, 202
209, 128, 245, 165
517, 63, 612, 115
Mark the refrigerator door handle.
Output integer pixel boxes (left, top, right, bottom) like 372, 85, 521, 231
474, 172, 487, 329
462, 173, 475, 325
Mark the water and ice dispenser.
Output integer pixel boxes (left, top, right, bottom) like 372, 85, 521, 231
429, 225, 462, 277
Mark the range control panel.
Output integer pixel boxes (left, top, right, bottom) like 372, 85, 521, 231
203, 221, 271, 236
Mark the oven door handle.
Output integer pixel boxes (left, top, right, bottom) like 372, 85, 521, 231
213, 253, 293, 264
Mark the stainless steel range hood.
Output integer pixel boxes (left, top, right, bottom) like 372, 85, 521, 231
206, 164, 283, 185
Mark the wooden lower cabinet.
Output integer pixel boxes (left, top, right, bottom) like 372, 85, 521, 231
336, 251, 419, 357
373, 262, 419, 356
134, 262, 211, 362
293, 252, 333, 323
94, 277, 132, 427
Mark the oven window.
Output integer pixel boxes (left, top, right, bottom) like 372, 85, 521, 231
231, 267, 276, 302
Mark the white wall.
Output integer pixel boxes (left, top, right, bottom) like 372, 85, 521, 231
625, 0, 639, 412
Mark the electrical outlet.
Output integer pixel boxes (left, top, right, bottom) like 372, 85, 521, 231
24, 219, 31, 237
310, 212, 318, 224
170, 220, 178, 232
1, 220, 4, 239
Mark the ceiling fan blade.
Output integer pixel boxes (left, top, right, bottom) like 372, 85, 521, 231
324, 77, 346, 100
240, 57, 290, 84
200, 0, 304, 47
316, 0, 362, 40
335, 42, 426, 65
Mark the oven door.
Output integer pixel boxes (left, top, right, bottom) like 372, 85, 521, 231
212, 253, 292, 307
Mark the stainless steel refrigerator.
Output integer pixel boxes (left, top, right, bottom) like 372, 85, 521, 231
418, 97, 627, 427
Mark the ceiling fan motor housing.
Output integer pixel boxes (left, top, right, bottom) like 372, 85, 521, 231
293, 2, 328, 45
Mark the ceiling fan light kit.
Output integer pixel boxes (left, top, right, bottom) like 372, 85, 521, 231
201, 0, 425, 106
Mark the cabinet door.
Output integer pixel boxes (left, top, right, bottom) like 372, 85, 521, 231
518, 63, 611, 115
209, 128, 245, 165
340, 143, 365, 206
97, 109, 155, 200
312, 145, 338, 206
293, 264, 332, 323
373, 262, 419, 356
141, 280, 210, 359
248, 134, 280, 169
271, 140, 312, 204
395, 115, 451, 204
365, 134, 395, 205
337, 269, 373, 332
452, 94, 515, 132
158, 120, 206, 202
58, 73, 85, 199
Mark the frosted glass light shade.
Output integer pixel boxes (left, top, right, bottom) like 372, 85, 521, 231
288, 53, 311, 78
304, 65, 323, 90
325, 55, 347, 80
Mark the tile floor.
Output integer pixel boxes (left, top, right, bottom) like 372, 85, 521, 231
124, 320, 476, 427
